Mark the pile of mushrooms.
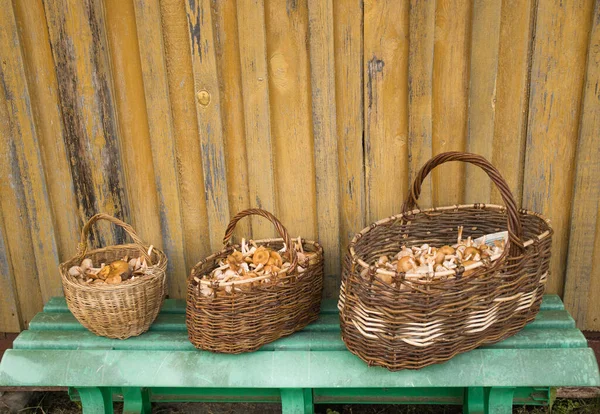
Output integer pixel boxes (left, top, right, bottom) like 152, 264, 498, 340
195, 237, 316, 296
68, 246, 154, 285
369, 227, 506, 283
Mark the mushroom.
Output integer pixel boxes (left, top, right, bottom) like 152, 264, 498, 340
108, 260, 130, 276
200, 285, 214, 297
397, 256, 417, 273
462, 260, 479, 277
463, 247, 481, 261
106, 275, 122, 285
397, 246, 413, 259
253, 247, 270, 266
378, 273, 393, 285
97, 265, 111, 280
435, 264, 447, 272
231, 250, 243, 263
377, 255, 389, 266
68, 266, 84, 277
80, 258, 93, 272
457, 225, 464, 245
435, 245, 455, 265
270, 251, 283, 267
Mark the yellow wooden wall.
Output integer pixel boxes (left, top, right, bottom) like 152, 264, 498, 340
0, 0, 599, 332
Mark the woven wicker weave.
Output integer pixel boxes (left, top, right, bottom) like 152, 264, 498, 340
339, 152, 553, 371
59, 214, 167, 339
187, 209, 324, 353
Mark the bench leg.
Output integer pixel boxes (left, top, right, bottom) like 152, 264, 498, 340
484, 387, 515, 414
464, 387, 485, 413
280, 388, 313, 414
122, 387, 151, 414
77, 387, 113, 414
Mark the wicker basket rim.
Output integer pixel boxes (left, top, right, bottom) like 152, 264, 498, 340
59, 243, 168, 291
349, 203, 552, 279
191, 237, 323, 287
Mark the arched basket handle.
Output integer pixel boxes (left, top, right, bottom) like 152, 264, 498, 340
77, 213, 153, 263
401, 151, 524, 256
223, 209, 298, 272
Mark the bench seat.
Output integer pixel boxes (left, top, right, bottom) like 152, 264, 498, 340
1, 295, 598, 414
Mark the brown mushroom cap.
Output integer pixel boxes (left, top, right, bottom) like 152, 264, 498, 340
97, 265, 111, 280
106, 275, 122, 284
397, 256, 417, 273
253, 247, 271, 265
462, 260, 479, 277
464, 247, 480, 259
270, 251, 283, 267
110, 260, 129, 275
231, 251, 243, 263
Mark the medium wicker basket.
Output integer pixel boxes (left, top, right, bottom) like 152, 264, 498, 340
187, 208, 324, 353
339, 152, 553, 371
59, 214, 167, 339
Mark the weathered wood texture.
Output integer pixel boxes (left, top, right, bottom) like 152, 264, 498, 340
1, 0, 599, 331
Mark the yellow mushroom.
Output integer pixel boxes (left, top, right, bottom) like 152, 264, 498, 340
270, 251, 283, 267
253, 247, 270, 266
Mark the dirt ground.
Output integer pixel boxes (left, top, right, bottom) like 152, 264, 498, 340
1, 391, 599, 414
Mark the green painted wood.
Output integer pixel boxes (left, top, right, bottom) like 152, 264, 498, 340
27, 308, 575, 333
12, 327, 588, 352
69, 386, 548, 406
77, 387, 113, 414
122, 387, 151, 414
485, 387, 515, 414
464, 387, 484, 414
1, 348, 598, 388
42, 296, 562, 314
280, 389, 313, 414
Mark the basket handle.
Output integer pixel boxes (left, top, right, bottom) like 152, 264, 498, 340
401, 151, 524, 256
223, 209, 298, 272
77, 213, 153, 263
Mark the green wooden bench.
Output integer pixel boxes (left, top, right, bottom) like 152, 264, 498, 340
0, 295, 598, 414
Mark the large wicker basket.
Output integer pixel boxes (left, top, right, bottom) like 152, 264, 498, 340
339, 152, 553, 371
187, 209, 324, 353
59, 214, 167, 339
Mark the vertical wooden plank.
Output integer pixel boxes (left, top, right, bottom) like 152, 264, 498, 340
266, 0, 318, 240
12, 0, 81, 262
185, 0, 231, 251
408, 0, 435, 209
523, 0, 594, 296
212, 0, 251, 239
585, 207, 600, 331
432, 0, 472, 206
104, 0, 162, 249
564, 1, 600, 329
237, 0, 277, 238
490, 0, 536, 206
0, 0, 62, 302
465, 0, 502, 204
44, 0, 130, 246
0, 94, 22, 333
161, 0, 212, 265
334, 0, 366, 258
363, 0, 409, 222
308, 0, 340, 294
133, 0, 188, 297
0, 83, 43, 326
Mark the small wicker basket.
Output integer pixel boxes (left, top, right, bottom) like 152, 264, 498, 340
339, 152, 553, 370
187, 208, 324, 353
59, 214, 167, 339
